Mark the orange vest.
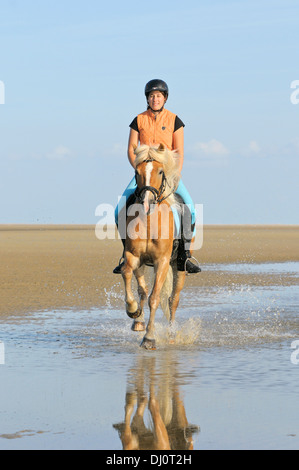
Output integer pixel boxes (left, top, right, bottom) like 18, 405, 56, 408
137, 108, 176, 150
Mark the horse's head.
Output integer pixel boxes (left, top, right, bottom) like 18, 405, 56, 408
135, 144, 170, 215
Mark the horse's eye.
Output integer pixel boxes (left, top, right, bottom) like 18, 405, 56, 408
159, 169, 164, 175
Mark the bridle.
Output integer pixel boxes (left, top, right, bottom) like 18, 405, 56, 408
135, 158, 175, 205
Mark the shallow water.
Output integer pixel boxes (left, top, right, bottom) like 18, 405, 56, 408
0, 263, 298, 450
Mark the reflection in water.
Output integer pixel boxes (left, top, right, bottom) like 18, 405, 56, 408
113, 351, 200, 450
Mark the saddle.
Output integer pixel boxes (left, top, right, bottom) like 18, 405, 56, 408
124, 193, 188, 268
115, 193, 200, 273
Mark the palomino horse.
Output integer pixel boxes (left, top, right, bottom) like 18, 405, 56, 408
121, 144, 186, 350
113, 353, 200, 449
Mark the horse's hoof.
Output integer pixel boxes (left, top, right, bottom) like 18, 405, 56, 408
126, 308, 142, 319
140, 337, 156, 350
131, 321, 146, 332
168, 330, 176, 344
168, 324, 176, 344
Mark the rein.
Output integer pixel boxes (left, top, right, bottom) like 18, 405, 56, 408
135, 158, 175, 205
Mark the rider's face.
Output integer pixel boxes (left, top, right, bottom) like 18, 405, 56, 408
147, 91, 166, 111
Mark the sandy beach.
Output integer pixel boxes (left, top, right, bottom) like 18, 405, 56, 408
1, 224, 299, 450
0, 224, 298, 317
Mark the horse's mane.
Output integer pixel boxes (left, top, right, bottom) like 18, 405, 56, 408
134, 145, 181, 202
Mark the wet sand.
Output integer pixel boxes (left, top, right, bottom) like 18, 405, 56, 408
0, 224, 299, 317
1, 225, 299, 450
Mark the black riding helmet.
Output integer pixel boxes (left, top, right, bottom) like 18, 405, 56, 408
145, 79, 169, 99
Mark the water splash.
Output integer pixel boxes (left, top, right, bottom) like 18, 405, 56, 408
104, 281, 123, 310
152, 317, 202, 347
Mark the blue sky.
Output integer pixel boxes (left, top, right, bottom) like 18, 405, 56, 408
0, 0, 298, 224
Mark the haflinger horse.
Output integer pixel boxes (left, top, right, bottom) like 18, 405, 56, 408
121, 143, 186, 350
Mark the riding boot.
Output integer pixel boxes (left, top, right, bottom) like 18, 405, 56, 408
177, 236, 201, 273
113, 238, 125, 274
177, 202, 201, 274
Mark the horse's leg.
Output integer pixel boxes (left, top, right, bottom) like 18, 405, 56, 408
122, 391, 138, 450
170, 270, 186, 324
140, 258, 170, 350
148, 376, 171, 450
122, 252, 141, 319
131, 266, 147, 332
168, 270, 186, 343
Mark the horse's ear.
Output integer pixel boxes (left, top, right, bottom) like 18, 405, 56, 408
158, 143, 165, 151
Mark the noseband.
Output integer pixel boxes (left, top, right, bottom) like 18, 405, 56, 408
135, 158, 169, 204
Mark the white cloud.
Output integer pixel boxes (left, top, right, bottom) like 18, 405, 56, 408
240, 140, 263, 157
46, 145, 73, 160
188, 139, 230, 167
194, 139, 230, 156
248, 140, 261, 154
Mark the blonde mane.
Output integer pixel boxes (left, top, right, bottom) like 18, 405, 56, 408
134, 145, 181, 207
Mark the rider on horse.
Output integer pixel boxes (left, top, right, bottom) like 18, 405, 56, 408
113, 79, 201, 275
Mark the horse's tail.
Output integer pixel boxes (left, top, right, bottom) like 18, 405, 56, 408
160, 265, 173, 322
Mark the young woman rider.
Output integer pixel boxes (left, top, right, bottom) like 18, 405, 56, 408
113, 79, 200, 274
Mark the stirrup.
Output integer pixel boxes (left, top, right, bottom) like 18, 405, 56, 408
113, 255, 124, 274
184, 255, 201, 275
